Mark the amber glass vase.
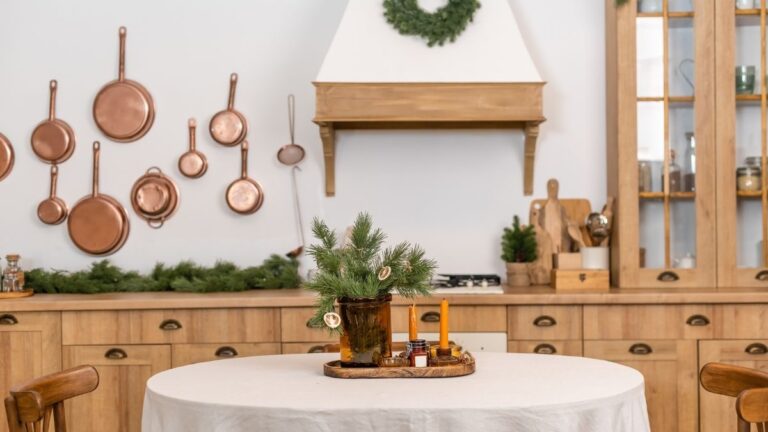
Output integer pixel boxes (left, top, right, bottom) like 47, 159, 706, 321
338, 294, 392, 367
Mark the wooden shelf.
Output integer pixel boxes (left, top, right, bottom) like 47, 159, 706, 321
735, 8, 762, 16
638, 96, 694, 103
639, 191, 696, 200
737, 94, 762, 103
637, 12, 694, 18
737, 190, 764, 198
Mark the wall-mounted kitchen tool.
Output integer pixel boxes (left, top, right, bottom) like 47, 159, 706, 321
68, 142, 130, 255
0, 133, 13, 182
93, 27, 155, 143
37, 165, 68, 225
226, 140, 263, 214
130, 167, 179, 228
31, 80, 75, 163
277, 95, 305, 166
178, 118, 207, 178
210, 73, 247, 146
286, 166, 305, 258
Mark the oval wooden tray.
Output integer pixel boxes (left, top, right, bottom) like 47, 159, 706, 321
324, 353, 475, 379
0, 289, 34, 299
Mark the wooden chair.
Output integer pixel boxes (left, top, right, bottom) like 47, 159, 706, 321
700, 362, 768, 432
4, 365, 99, 432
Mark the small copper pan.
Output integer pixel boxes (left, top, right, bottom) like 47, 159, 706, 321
68, 142, 130, 255
226, 140, 264, 215
0, 133, 14, 182
93, 27, 155, 143
31, 80, 76, 163
130, 167, 179, 229
37, 165, 68, 225
210, 73, 247, 146
178, 118, 207, 178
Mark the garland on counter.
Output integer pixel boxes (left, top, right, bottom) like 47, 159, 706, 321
383, 0, 481, 47
26, 255, 301, 294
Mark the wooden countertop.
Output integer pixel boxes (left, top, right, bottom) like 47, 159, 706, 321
2, 286, 768, 311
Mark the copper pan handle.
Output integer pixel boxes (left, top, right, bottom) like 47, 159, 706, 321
49, 165, 59, 199
241, 140, 249, 179
92, 142, 100, 197
288, 94, 296, 144
118, 27, 127, 81
188, 118, 197, 151
228, 73, 238, 110
48, 79, 57, 120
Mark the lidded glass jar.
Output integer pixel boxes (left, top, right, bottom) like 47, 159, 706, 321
738, 157, 762, 192
2, 254, 24, 292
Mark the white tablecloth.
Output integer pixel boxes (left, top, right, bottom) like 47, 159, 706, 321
142, 352, 650, 432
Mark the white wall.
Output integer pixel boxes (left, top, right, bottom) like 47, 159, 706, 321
0, 0, 606, 277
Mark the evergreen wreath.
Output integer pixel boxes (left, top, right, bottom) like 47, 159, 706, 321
383, 0, 481, 47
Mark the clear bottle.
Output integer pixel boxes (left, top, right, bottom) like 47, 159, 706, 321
684, 133, 696, 192
664, 150, 682, 193
2, 254, 23, 292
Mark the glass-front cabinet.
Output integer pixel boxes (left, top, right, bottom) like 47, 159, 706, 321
607, 0, 716, 288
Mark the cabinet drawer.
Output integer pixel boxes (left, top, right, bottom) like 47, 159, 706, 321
281, 308, 337, 342
391, 305, 506, 333
172, 343, 280, 367
583, 305, 715, 340
62, 308, 280, 345
507, 340, 582, 356
282, 342, 332, 354
507, 306, 581, 340
716, 305, 768, 338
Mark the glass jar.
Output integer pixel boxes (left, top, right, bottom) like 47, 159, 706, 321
737, 166, 762, 192
2, 254, 23, 292
638, 161, 653, 192
338, 294, 392, 367
408, 339, 429, 368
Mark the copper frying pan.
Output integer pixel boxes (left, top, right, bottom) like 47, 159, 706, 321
226, 141, 264, 214
37, 165, 68, 225
130, 167, 180, 228
93, 27, 155, 143
68, 142, 130, 255
0, 133, 13, 182
210, 73, 247, 146
178, 118, 207, 178
31, 80, 76, 163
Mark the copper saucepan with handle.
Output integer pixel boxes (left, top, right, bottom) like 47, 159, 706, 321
68, 142, 130, 255
93, 27, 155, 143
37, 165, 68, 225
0, 133, 14, 182
210, 73, 247, 147
130, 167, 179, 229
31, 80, 76, 163
226, 140, 264, 214
178, 118, 207, 178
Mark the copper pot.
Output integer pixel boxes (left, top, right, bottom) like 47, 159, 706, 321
130, 167, 179, 228
31, 80, 76, 163
0, 133, 13, 182
37, 165, 68, 225
210, 73, 247, 147
226, 141, 264, 214
178, 118, 207, 178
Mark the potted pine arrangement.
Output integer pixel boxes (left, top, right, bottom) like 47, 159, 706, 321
306, 213, 437, 367
501, 215, 537, 287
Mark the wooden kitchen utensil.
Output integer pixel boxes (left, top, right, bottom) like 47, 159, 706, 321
178, 118, 207, 178
37, 165, 68, 225
277, 94, 305, 166
226, 140, 264, 214
0, 133, 14, 182
93, 27, 155, 142
31, 80, 76, 163
130, 167, 179, 228
210, 73, 247, 147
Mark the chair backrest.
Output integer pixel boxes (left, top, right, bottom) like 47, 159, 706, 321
701, 362, 768, 432
738, 388, 768, 432
5, 365, 99, 432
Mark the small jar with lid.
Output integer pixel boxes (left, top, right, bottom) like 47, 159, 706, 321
408, 339, 429, 368
737, 158, 762, 192
2, 254, 24, 292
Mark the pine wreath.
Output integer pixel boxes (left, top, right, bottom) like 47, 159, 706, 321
383, 0, 481, 47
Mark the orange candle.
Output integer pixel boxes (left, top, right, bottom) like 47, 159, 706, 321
439, 298, 449, 349
408, 304, 418, 341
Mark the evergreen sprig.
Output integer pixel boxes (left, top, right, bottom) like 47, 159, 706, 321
383, 0, 481, 47
501, 215, 538, 263
305, 213, 437, 330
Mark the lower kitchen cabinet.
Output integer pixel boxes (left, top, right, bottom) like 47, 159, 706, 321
507, 340, 582, 356
584, 340, 698, 432
172, 342, 280, 367
282, 342, 330, 354
63, 345, 171, 432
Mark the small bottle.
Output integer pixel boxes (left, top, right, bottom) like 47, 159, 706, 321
684, 133, 696, 192
664, 150, 682, 193
2, 255, 23, 292
408, 339, 429, 368
638, 161, 653, 192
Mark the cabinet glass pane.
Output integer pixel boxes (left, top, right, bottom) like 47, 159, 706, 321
668, 0, 694, 13
640, 201, 665, 268
637, 17, 664, 97
669, 19, 695, 98
638, 101, 665, 268
671, 201, 696, 268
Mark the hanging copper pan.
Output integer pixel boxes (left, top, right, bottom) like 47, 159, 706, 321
178, 118, 207, 178
68, 142, 130, 255
0, 133, 13, 182
31, 80, 76, 163
210, 73, 247, 146
130, 167, 179, 229
226, 140, 264, 215
37, 165, 68, 225
93, 27, 155, 143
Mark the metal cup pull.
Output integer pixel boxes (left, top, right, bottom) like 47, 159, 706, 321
308, 345, 326, 354
685, 315, 710, 327
533, 343, 557, 355
657, 271, 680, 282
421, 311, 441, 323
628, 343, 653, 355
215, 346, 239, 358
745, 343, 768, 355
105, 348, 128, 360
533, 315, 557, 327
0, 314, 18, 325
159, 319, 182, 331
756, 271, 768, 282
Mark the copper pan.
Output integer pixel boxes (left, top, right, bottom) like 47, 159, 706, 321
31, 80, 76, 163
130, 167, 179, 229
226, 140, 264, 215
0, 133, 13, 182
37, 165, 68, 225
68, 142, 130, 255
93, 27, 155, 143
210, 73, 247, 146
178, 118, 207, 178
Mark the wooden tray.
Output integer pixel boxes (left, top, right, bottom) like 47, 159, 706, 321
0, 289, 34, 299
324, 353, 475, 379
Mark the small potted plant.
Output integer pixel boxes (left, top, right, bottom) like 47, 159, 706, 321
501, 215, 537, 287
306, 213, 437, 367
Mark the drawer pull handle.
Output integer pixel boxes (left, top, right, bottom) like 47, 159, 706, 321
657, 271, 679, 282
628, 343, 653, 355
306, 319, 324, 329
685, 315, 710, 327
159, 319, 182, 331
215, 346, 239, 358
756, 271, 768, 281
105, 348, 127, 360
534, 343, 557, 355
308, 345, 326, 354
746, 343, 768, 355
421, 311, 441, 323
0, 314, 18, 325
533, 315, 557, 327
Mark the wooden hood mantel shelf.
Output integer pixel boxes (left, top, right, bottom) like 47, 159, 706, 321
313, 81, 545, 197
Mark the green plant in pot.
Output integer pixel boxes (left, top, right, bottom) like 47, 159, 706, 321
306, 213, 437, 367
501, 215, 537, 287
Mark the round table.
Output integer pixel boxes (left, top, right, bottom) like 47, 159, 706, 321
142, 352, 650, 432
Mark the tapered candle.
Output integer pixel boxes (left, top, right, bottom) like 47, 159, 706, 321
408, 304, 418, 341
439, 298, 449, 349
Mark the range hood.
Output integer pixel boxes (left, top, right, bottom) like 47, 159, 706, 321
314, 0, 545, 196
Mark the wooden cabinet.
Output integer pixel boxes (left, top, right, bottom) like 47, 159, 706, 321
583, 305, 715, 340
172, 343, 280, 367
281, 342, 329, 354
281, 307, 337, 343
507, 306, 581, 340
507, 340, 582, 356
391, 305, 506, 333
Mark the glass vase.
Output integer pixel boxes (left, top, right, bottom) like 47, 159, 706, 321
338, 294, 392, 367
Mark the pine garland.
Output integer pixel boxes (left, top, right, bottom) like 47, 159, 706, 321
25, 255, 301, 294
383, 0, 481, 47
501, 215, 538, 263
